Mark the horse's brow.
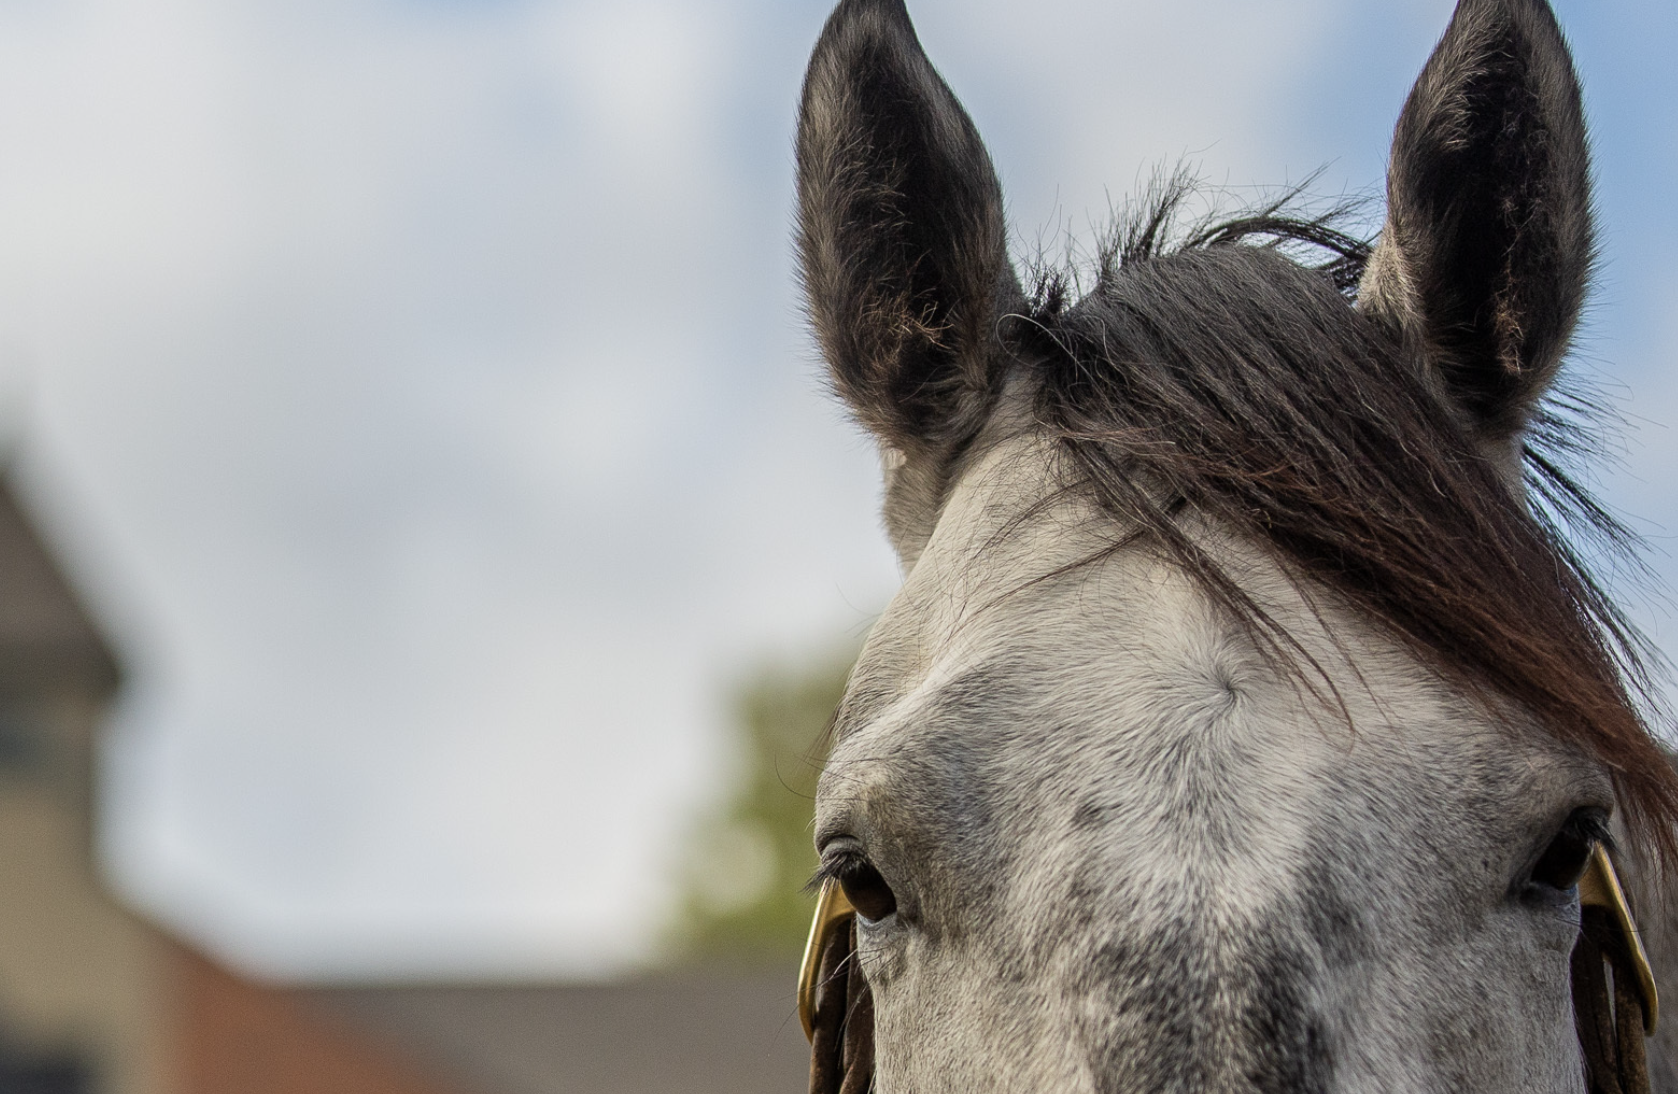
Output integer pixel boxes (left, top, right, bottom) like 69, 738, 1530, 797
832, 660, 1034, 758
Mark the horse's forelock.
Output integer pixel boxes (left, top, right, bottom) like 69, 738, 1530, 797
1004, 201, 1678, 869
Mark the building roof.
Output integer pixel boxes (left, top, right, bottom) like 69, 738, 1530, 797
0, 476, 119, 701
306, 967, 809, 1094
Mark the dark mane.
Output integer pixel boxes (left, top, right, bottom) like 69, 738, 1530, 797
1006, 181, 1678, 862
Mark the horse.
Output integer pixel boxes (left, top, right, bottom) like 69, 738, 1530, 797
788, 1, 1678, 1091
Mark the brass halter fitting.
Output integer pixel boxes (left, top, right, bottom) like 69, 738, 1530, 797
799, 879, 855, 1040
1579, 843, 1659, 1034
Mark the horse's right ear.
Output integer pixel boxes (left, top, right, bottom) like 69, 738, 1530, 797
1360, 0, 1594, 473
798, 0, 1019, 466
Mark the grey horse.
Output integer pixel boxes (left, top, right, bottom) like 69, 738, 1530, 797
794, 0, 1678, 1091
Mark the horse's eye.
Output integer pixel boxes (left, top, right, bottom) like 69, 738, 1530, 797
835, 856, 897, 922
1529, 816, 1600, 892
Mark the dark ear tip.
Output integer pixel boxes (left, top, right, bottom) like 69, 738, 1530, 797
1450, 0, 1559, 18
1445, 0, 1569, 43
828, 0, 912, 25
816, 0, 915, 46
804, 0, 922, 105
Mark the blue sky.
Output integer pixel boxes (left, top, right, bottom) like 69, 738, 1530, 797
0, 0, 1672, 980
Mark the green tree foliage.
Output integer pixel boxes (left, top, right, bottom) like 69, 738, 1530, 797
666, 647, 855, 963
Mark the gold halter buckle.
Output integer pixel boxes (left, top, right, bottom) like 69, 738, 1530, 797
798, 879, 856, 1040
1579, 843, 1659, 1034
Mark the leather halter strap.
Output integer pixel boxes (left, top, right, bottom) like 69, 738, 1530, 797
797, 847, 1659, 1094
1575, 845, 1658, 1094
798, 881, 856, 1039
1579, 845, 1658, 1034
801, 880, 873, 1094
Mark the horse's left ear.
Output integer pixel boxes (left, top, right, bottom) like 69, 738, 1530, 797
798, 0, 1021, 560
1361, 0, 1593, 467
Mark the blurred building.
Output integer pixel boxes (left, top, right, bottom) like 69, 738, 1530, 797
177, 949, 808, 1094
300, 971, 808, 1094
0, 474, 808, 1094
0, 474, 161, 1094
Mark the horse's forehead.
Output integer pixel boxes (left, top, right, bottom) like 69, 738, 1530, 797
824, 433, 1610, 882
830, 602, 1576, 854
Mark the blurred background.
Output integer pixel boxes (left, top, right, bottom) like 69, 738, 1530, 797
0, 0, 1673, 1090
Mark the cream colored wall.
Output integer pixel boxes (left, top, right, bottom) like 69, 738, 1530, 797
0, 692, 172, 1094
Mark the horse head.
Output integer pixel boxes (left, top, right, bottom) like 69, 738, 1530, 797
795, 1, 1678, 1091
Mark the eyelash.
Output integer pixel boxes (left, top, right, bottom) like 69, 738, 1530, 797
806, 849, 863, 894
1567, 810, 1613, 851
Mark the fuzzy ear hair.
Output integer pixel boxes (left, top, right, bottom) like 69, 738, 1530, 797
797, 0, 1020, 456
1361, 0, 1593, 457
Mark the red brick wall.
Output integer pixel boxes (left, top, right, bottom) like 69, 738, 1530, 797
174, 947, 469, 1094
